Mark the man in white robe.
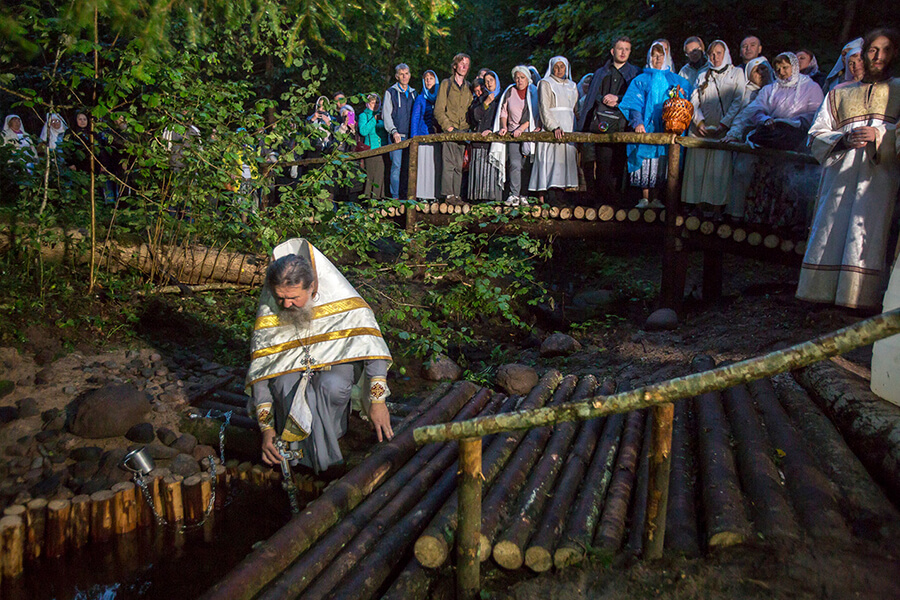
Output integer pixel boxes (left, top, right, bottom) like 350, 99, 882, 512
247, 238, 394, 473
797, 30, 900, 309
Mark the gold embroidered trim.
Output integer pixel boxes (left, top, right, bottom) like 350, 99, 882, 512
254, 297, 372, 330
246, 354, 393, 387
251, 327, 384, 360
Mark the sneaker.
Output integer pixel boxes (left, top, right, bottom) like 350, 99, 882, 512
636, 198, 650, 209
648, 200, 665, 209
518, 197, 530, 207
445, 195, 464, 206
504, 196, 520, 207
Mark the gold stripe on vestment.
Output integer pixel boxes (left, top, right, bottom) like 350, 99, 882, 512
251, 327, 384, 360
254, 297, 373, 330
246, 354, 393, 387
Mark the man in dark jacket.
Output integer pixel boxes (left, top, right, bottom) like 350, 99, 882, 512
382, 63, 416, 199
578, 37, 641, 204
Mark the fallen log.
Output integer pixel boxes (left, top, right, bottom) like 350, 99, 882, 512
594, 409, 646, 554
748, 378, 852, 541
200, 381, 480, 600
553, 411, 626, 568
380, 558, 434, 600
262, 389, 501, 599
414, 371, 563, 569
491, 376, 595, 570
693, 355, 751, 549
793, 359, 900, 504
721, 383, 800, 542
772, 374, 900, 539
663, 397, 701, 556
524, 383, 608, 573
626, 410, 653, 557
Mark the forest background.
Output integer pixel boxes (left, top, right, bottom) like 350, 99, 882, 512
0, 0, 899, 371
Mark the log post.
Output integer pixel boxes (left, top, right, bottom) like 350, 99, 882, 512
183, 475, 204, 525
660, 142, 682, 310
112, 482, 138, 534
70, 495, 91, 549
407, 139, 419, 202
45, 499, 71, 558
457, 438, 482, 600
0, 515, 25, 578
644, 401, 674, 559
214, 464, 228, 511
163, 475, 185, 523
136, 474, 161, 527
90, 490, 116, 544
24, 498, 48, 560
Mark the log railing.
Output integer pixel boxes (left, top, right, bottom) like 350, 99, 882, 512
412, 307, 900, 599
281, 131, 817, 309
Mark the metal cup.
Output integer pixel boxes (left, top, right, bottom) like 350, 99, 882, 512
122, 446, 156, 475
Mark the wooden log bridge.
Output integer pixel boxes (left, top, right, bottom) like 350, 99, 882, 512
198, 309, 900, 599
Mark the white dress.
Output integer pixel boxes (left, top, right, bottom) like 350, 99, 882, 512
797, 79, 900, 309
529, 76, 579, 191
681, 64, 746, 206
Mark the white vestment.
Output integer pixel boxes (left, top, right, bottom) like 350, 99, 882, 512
530, 57, 579, 192
797, 79, 900, 309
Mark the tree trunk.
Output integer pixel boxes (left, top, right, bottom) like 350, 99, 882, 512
663, 398, 700, 556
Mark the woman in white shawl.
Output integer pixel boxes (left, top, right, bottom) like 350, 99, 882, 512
39, 113, 68, 152
824, 38, 864, 92
489, 65, 540, 206
681, 40, 746, 214
2, 114, 36, 174
529, 56, 579, 202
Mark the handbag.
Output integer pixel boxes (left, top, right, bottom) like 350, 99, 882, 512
589, 107, 625, 134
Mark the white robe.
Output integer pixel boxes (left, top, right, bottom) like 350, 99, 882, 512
682, 63, 746, 206
529, 76, 579, 191
796, 79, 900, 309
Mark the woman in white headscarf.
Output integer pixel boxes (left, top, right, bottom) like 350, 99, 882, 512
3, 114, 36, 173
467, 70, 503, 201
796, 49, 826, 88
528, 56, 579, 201
39, 113, 68, 153
681, 40, 746, 214
490, 65, 540, 207
824, 38, 864, 92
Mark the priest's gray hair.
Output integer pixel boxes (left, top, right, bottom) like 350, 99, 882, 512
266, 254, 314, 289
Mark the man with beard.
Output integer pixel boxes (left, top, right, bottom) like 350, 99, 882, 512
247, 238, 393, 474
577, 36, 641, 204
797, 28, 900, 310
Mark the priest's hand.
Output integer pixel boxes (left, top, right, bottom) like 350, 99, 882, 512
370, 402, 394, 442
261, 429, 281, 466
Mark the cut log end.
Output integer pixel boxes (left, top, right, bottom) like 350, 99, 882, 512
708, 531, 745, 548
479, 534, 492, 563
525, 546, 552, 572
492, 540, 524, 570
413, 535, 448, 569
553, 546, 583, 569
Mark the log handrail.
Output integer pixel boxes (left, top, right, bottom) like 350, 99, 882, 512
414, 308, 900, 444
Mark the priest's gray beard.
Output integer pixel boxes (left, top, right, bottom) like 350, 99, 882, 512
280, 304, 313, 328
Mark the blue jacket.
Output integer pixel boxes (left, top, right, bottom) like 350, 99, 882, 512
410, 94, 437, 137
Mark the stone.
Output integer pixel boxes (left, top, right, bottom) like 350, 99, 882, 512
540, 333, 582, 357
0, 379, 14, 399
422, 355, 462, 382
62, 385, 78, 395
53, 487, 75, 501
0, 406, 18, 424
34, 430, 59, 444
69, 446, 103, 462
495, 364, 540, 396
97, 448, 130, 478
79, 478, 111, 495
156, 427, 178, 446
41, 408, 61, 423
16, 398, 39, 418
169, 454, 201, 478
71, 460, 100, 480
34, 368, 51, 386
172, 433, 198, 454
191, 445, 217, 462
645, 308, 679, 331
125, 423, 156, 444
31, 473, 63, 498
70, 384, 152, 439
149, 353, 162, 362
145, 442, 178, 460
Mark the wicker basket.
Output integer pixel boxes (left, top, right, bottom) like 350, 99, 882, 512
662, 86, 693, 134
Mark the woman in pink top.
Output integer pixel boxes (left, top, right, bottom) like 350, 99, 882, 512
489, 66, 540, 206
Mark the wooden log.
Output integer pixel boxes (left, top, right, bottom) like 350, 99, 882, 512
748, 377, 852, 541
594, 410, 646, 553
663, 397, 701, 556
136, 474, 161, 527
413, 307, 900, 444
573, 206, 586, 219
214, 464, 228, 511
236, 462, 252, 482
45, 499, 71, 558
251, 465, 268, 487
524, 379, 614, 572
628, 410, 653, 557
111, 482, 138, 535
764, 234, 779, 249
381, 559, 435, 600
699, 220, 714, 235
90, 490, 116, 544
183, 474, 205, 525
793, 360, 900, 505
795, 240, 806, 255
197, 400, 249, 417
553, 412, 627, 568
492, 376, 594, 570
560, 207, 573, 220
457, 438, 482, 600
721, 383, 800, 541
717, 223, 732, 238
642, 395, 673, 559
643, 209, 657, 223
163, 475, 185, 523
478, 376, 580, 564
748, 231, 762, 246
771, 374, 900, 539
733, 228, 747, 242
692, 356, 752, 548
627, 208, 640, 222
262, 391, 503, 600
414, 372, 563, 569
585, 207, 598, 221
685, 216, 700, 231
69, 495, 91, 549
2, 505, 25, 519
429, 201, 440, 214
549, 206, 560, 218
201, 381, 483, 600
24, 498, 47, 561
780, 238, 795, 253
615, 208, 627, 221
179, 416, 260, 458
0, 515, 25, 578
